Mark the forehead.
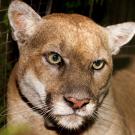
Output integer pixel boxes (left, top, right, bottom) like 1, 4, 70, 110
32, 14, 109, 58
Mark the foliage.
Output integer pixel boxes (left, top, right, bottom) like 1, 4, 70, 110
0, 125, 34, 135
0, 11, 10, 129
3, 13, 9, 28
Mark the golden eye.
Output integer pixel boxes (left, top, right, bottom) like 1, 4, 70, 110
92, 60, 105, 70
47, 52, 62, 65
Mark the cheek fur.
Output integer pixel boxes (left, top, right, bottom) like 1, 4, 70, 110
19, 70, 46, 108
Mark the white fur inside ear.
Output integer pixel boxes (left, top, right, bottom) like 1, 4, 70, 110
8, 1, 41, 38
107, 22, 135, 55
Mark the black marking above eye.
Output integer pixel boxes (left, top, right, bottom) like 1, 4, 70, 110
92, 59, 106, 70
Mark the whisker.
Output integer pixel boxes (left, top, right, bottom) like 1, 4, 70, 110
0, 101, 47, 118
97, 111, 124, 129
99, 105, 124, 120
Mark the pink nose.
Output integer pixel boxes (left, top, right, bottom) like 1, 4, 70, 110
64, 97, 90, 109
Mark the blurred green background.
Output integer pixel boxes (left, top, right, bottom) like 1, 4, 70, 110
0, 0, 135, 132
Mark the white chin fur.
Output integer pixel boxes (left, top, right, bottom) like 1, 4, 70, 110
57, 115, 84, 129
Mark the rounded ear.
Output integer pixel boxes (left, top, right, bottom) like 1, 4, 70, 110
8, 0, 41, 42
106, 22, 135, 55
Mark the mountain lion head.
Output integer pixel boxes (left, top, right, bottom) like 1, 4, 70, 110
8, 1, 135, 130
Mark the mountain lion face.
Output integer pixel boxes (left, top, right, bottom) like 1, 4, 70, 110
8, 1, 135, 130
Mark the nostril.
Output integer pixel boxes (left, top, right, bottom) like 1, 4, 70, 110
64, 96, 74, 107
64, 96, 90, 109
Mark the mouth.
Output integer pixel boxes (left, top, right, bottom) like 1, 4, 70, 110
44, 113, 85, 130
44, 103, 97, 130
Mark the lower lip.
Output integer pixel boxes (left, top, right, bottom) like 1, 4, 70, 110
56, 113, 81, 117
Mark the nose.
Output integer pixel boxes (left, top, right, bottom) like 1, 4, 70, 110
64, 96, 90, 109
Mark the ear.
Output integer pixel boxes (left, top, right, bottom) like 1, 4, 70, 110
8, 1, 41, 43
106, 22, 135, 55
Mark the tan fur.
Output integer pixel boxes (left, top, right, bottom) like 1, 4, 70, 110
112, 55, 135, 134
7, 1, 135, 135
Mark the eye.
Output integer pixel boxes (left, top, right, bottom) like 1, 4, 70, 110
92, 60, 105, 70
46, 52, 63, 65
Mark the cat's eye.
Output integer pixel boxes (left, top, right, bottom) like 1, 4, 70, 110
46, 52, 63, 65
92, 60, 105, 70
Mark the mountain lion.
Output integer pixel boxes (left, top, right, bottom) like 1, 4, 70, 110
7, 1, 135, 135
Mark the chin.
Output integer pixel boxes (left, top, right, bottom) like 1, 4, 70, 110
55, 114, 84, 130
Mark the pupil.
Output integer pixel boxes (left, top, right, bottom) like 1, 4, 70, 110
53, 54, 59, 61
95, 60, 101, 66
